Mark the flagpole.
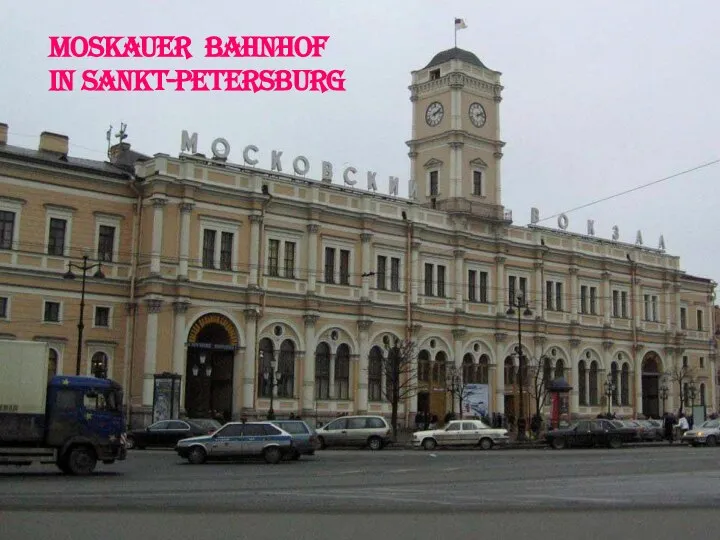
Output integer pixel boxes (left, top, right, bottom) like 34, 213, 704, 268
454, 18, 457, 48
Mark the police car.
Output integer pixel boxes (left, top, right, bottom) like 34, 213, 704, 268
175, 421, 293, 464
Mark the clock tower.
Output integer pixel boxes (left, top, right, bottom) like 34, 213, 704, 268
407, 47, 508, 222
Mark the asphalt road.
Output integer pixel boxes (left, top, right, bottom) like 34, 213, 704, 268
2, 445, 720, 539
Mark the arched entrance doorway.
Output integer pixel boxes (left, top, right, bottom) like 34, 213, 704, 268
185, 313, 239, 421
641, 352, 662, 418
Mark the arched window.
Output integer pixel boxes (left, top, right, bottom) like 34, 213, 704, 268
611, 362, 619, 405
554, 359, 565, 380
504, 357, 515, 386
91, 352, 108, 379
589, 361, 599, 405
478, 355, 489, 384
368, 346, 383, 401
335, 344, 350, 400
314, 342, 330, 400
543, 357, 553, 386
578, 360, 587, 405
258, 338, 275, 398
418, 350, 431, 382
621, 363, 630, 405
433, 352, 447, 385
462, 354, 475, 384
278, 339, 295, 398
48, 348, 58, 383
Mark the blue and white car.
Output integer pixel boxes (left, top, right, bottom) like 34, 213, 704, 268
175, 421, 293, 464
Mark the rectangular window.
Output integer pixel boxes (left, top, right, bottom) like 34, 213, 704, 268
683, 356, 688, 368
508, 276, 516, 305
324, 247, 335, 284
0, 211, 15, 250
621, 291, 628, 318
437, 265, 446, 297
700, 356, 705, 369
268, 239, 280, 276
0, 297, 7, 318
473, 171, 482, 196
339, 250, 350, 285
468, 270, 477, 302
390, 257, 401, 292
202, 229, 216, 269
697, 310, 704, 331
651, 296, 658, 322
644, 294, 651, 321
546, 281, 554, 310
94, 307, 110, 327
680, 307, 687, 329
519, 277, 527, 300
429, 171, 439, 196
284, 241, 296, 278
98, 225, 115, 262
580, 286, 588, 314
424, 263, 434, 296
590, 287, 598, 314
376, 255, 387, 290
479, 271, 488, 303
555, 282, 563, 311
47, 218, 66, 256
613, 290, 620, 317
44, 301, 60, 322
220, 232, 233, 271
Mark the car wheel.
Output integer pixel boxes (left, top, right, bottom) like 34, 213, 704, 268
317, 436, 327, 450
706, 436, 717, 447
478, 438, 493, 451
125, 436, 136, 450
368, 436, 383, 451
187, 446, 206, 465
422, 438, 437, 451
608, 436, 622, 449
264, 447, 282, 464
551, 438, 566, 450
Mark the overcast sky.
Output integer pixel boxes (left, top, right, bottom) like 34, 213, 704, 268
2, 0, 719, 287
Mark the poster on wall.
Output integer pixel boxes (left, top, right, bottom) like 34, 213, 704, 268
463, 384, 490, 417
152, 373, 182, 423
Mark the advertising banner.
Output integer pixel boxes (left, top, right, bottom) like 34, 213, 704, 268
462, 384, 490, 417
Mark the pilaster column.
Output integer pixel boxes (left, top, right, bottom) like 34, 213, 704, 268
663, 346, 675, 413
569, 267, 579, 321
634, 278, 644, 327
411, 241, 421, 304
634, 346, 644, 417
248, 215, 263, 287
453, 249, 465, 311
142, 298, 164, 406
533, 262, 543, 316
449, 141, 464, 198
272, 350, 280, 397
242, 308, 259, 411
602, 272, 612, 325
302, 314, 319, 414
710, 353, 717, 414
662, 282, 672, 326
494, 332, 507, 414
673, 283, 682, 331
494, 151, 503, 206
495, 256, 506, 312
172, 300, 190, 407
178, 202, 194, 279
361, 232, 373, 299
380, 348, 388, 400
150, 198, 167, 274
329, 353, 336, 399
306, 224, 319, 293
356, 319, 372, 414
452, 328, 466, 414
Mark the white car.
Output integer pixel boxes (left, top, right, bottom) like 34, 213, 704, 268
412, 419, 510, 450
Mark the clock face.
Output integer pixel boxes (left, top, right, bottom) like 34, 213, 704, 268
469, 102, 487, 128
425, 101, 444, 127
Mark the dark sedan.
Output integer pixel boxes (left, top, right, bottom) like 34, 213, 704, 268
546, 419, 638, 449
126, 419, 222, 449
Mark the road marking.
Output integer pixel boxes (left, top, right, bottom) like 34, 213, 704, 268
519, 494, 626, 504
443, 467, 463, 472
387, 468, 416, 474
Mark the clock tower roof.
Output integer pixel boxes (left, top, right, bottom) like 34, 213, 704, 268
423, 47, 488, 70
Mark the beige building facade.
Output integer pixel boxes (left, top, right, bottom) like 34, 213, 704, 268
0, 47, 717, 428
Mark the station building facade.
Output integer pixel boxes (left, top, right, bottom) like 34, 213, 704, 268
0, 47, 716, 427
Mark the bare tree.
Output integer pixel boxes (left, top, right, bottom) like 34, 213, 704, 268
524, 352, 553, 422
374, 339, 419, 440
664, 363, 697, 414
445, 363, 472, 419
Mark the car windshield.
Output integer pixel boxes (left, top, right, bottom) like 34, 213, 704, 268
699, 420, 720, 429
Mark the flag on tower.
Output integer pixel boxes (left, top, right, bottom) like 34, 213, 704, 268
455, 18, 468, 30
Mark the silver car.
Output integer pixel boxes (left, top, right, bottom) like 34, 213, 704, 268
412, 419, 510, 450
681, 419, 720, 447
315, 415, 392, 450
175, 421, 293, 464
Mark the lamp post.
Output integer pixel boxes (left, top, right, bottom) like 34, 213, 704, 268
660, 380, 669, 415
63, 255, 105, 375
191, 351, 213, 418
446, 369, 461, 418
263, 357, 282, 420
506, 292, 533, 441
603, 373, 616, 417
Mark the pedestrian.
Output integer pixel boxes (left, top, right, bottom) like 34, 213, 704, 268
663, 412, 675, 444
676, 413, 689, 440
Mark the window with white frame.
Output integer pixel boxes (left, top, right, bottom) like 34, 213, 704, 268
94, 306, 111, 328
322, 241, 353, 286
612, 288, 629, 318
266, 235, 298, 278
507, 274, 528, 304
45, 205, 74, 257
468, 267, 489, 303
644, 294, 659, 322
43, 300, 61, 323
472, 170, 483, 196
423, 261, 447, 297
0, 197, 24, 251
375, 250, 403, 292
94, 213, 122, 263
0, 296, 8, 319
545, 280, 564, 311
199, 218, 239, 271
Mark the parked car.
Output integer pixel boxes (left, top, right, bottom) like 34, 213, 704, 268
270, 419, 317, 459
546, 419, 638, 449
412, 419, 509, 450
315, 415, 392, 450
126, 419, 222, 449
175, 421, 293, 464
636, 419, 664, 441
681, 418, 720, 446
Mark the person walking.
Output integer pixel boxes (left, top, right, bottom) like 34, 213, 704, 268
663, 412, 675, 444
676, 413, 689, 440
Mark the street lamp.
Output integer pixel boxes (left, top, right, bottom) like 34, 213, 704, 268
659, 380, 669, 415
603, 373, 616, 416
191, 351, 213, 378
64, 255, 105, 375
506, 292, 533, 441
263, 357, 282, 420
190, 351, 213, 419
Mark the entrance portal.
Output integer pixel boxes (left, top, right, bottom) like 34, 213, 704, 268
641, 352, 662, 419
185, 313, 239, 421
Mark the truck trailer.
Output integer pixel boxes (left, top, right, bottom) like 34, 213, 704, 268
0, 340, 127, 475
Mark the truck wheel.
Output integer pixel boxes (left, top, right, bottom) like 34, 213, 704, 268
264, 447, 282, 464
66, 446, 97, 475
